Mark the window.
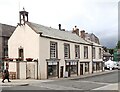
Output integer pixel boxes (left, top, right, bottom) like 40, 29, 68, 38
19, 48, 24, 60
99, 48, 101, 59
70, 62, 77, 74
85, 63, 89, 72
64, 43, 70, 59
4, 48, 8, 57
47, 62, 59, 78
84, 46, 88, 59
75, 45, 80, 58
3, 37, 9, 46
50, 42, 57, 58
93, 63, 96, 71
92, 47, 95, 59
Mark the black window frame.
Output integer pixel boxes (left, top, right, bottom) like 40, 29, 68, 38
50, 41, 58, 59
84, 46, 88, 59
75, 45, 80, 59
64, 43, 70, 59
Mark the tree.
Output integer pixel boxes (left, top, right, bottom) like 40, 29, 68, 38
109, 49, 114, 55
116, 41, 120, 49
103, 46, 107, 52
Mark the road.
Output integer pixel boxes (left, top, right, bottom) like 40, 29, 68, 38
1, 70, 119, 91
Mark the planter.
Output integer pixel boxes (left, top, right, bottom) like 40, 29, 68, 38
15, 58, 22, 61
4, 58, 9, 61
9, 58, 13, 61
26, 58, 33, 61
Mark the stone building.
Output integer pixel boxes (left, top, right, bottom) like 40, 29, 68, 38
0, 23, 15, 71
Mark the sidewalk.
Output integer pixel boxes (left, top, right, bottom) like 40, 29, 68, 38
0, 70, 118, 86
57, 70, 118, 80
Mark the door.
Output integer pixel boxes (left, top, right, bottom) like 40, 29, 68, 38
26, 62, 35, 79
80, 64, 83, 75
60, 66, 63, 78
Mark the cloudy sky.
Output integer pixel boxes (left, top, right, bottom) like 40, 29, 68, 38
0, 0, 118, 48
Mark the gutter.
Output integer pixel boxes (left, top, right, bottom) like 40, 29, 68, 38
40, 33, 92, 46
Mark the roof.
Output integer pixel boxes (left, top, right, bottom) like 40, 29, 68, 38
103, 52, 113, 57
84, 39, 102, 47
26, 22, 91, 45
85, 33, 100, 44
0, 23, 16, 37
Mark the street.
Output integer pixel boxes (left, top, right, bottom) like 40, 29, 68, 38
1, 70, 119, 91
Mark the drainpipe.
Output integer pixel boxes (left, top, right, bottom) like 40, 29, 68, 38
91, 43, 93, 73
36, 59, 38, 79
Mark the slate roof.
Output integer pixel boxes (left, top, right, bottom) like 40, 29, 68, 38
85, 39, 102, 47
27, 22, 91, 45
103, 52, 113, 57
0, 23, 16, 37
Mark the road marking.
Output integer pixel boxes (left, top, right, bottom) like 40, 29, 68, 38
75, 81, 109, 85
92, 83, 118, 90
32, 83, 82, 90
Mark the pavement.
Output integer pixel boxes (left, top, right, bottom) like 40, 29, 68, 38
0, 70, 118, 87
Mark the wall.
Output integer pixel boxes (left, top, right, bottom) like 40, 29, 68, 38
8, 24, 39, 60
19, 62, 26, 79
39, 36, 93, 79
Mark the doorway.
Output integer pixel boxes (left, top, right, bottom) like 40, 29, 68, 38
60, 66, 64, 78
80, 64, 83, 75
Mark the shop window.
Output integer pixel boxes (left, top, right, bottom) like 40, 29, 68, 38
70, 62, 77, 74
85, 63, 89, 72
96, 62, 100, 71
47, 62, 58, 78
93, 63, 96, 71
66, 62, 78, 76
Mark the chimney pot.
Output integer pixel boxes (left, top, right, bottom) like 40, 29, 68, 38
58, 24, 61, 30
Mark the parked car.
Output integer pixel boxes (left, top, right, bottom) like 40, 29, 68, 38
105, 59, 119, 70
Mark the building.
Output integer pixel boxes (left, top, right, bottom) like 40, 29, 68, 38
8, 10, 103, 79
0, 23, 16, 72
79, 30, 100, 44
78, 29, 104, 72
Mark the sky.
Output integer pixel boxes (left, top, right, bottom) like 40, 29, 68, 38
0, 0, 119, 48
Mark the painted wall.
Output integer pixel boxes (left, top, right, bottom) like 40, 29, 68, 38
8, 24, 103, 79
39, 36, 95, 79
19, 62, 26, 79
8, 24, 39, 60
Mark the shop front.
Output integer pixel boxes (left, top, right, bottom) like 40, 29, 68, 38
46, 59, 60, 79
93, 61, 103, 72
65, 60, 79, 77
80, 62, 89, 75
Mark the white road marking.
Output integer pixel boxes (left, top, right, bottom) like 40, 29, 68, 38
75, 80, 110, 85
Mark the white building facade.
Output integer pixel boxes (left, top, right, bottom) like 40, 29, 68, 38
8, 10, 103, 79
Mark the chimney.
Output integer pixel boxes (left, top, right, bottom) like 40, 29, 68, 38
80, 30, 85, 39
72, 26, 79, 36
58, 24, 61, 30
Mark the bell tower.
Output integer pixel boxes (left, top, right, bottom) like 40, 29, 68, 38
19, 8, 29, 25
